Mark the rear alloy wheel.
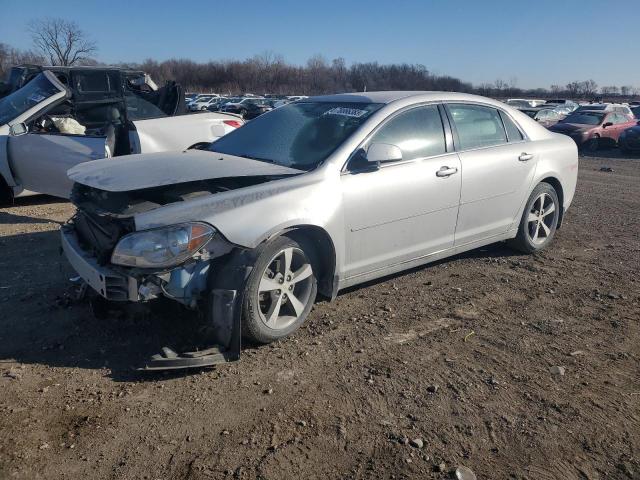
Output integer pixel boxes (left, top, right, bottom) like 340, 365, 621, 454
509, 183, 560, 253
242, 236, 317, 344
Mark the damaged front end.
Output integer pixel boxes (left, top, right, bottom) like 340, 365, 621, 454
61, 181, 268, 370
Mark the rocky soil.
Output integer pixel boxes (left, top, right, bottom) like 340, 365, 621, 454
0, 152, 638, 479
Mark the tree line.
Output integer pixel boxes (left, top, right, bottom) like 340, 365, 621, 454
1, 17, 638, 100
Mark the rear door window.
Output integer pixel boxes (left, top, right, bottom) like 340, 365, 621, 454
448, 104, 508, 150
369, 105, 446, 161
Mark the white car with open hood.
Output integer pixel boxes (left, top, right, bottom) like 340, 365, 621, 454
0, 67, 243, 202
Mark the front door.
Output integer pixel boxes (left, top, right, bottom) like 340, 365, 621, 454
341, 104, 461, 279
446, 103, 538, 246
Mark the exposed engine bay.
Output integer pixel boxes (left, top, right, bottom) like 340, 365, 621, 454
71, 174, 290, 217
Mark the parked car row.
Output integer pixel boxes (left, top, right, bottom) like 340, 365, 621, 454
505, 98, 640, 152
185, 93, 308, 119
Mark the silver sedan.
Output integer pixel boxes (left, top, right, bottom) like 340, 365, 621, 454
63, 91, 578, 364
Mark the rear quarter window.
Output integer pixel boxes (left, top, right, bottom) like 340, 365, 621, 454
500, 111, 524, 142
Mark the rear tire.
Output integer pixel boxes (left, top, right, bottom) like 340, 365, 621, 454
508, 182, 560, 254
241, 236, 317, 344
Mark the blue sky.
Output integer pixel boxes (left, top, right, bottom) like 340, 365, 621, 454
2, 0, 638, 89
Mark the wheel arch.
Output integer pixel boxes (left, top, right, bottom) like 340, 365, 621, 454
538, 176, 565, 228
270, 225, 338, 300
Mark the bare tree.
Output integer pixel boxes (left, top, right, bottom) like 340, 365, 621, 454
579, 79, 598, 98
28, 17, 97, 66
566, 81, 581, 98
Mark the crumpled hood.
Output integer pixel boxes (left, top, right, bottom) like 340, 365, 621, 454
68, 150, 303, 192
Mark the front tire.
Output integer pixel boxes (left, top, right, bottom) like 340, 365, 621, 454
242, 236, 317, 344
508, 182, 560, 254
583, 135, 599, 153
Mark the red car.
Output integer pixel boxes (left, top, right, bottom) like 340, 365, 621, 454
548, 110, 637, 151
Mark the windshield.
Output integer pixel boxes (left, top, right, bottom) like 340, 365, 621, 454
198, 96, 215, 101
209, 101, 383, 170
0, 73, 62, 125
631, 107, 640, 118
562, 112, 604, 125
579, 105, 606, 111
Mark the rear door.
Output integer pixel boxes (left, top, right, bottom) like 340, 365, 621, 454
446, 103, 538, 246
8, 133, 106, 198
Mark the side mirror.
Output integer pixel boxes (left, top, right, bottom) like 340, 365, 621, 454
602, 122, 613, 129
366, 143, 403, 164
9, 123, 28, 136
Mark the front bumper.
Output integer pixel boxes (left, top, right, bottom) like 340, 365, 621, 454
61, 225, 243, 370
61, 226, 138, 301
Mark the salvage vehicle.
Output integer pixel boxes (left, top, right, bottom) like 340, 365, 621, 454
548, 110, 637, 151
618, 121, 640, 153
0, 66, 242, 202
574, 103, 634, 118
61, 91, 578, 369
520, 107, 564, 127
219, 97, 271, 119
188, 94, 221, 111
544, 99, 579, 112
506, 98, 546, 108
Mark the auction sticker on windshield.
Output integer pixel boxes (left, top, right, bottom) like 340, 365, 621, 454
323, 107, 369, 118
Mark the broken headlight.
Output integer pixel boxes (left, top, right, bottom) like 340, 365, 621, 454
111, 222, 215, 268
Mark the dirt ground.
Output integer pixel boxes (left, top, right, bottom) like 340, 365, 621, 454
0, 151, 638, 480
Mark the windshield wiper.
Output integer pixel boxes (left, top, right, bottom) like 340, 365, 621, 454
238, 154, 275, 164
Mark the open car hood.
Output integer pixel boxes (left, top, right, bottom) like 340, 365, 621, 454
68, 150, 303, 192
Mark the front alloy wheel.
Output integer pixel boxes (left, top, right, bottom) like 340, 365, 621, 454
257, 247, 314, 330
242, 236, 317, 344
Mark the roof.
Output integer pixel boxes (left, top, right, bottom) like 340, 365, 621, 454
14, 64, 146, 75
306, 91, 494, 105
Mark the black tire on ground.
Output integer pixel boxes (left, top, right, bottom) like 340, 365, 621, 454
508, 182, 560, 254
0, 176, 13, 207
241, 235, 317, 344
583, 135, 599, 153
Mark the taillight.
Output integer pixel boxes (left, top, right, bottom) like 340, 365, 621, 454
223, 120, 243, 129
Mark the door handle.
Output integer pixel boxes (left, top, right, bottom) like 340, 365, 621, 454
436, 166, 458, 177
519, 152, 534, 161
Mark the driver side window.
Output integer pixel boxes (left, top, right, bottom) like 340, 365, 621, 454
368, 105, 446, 162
